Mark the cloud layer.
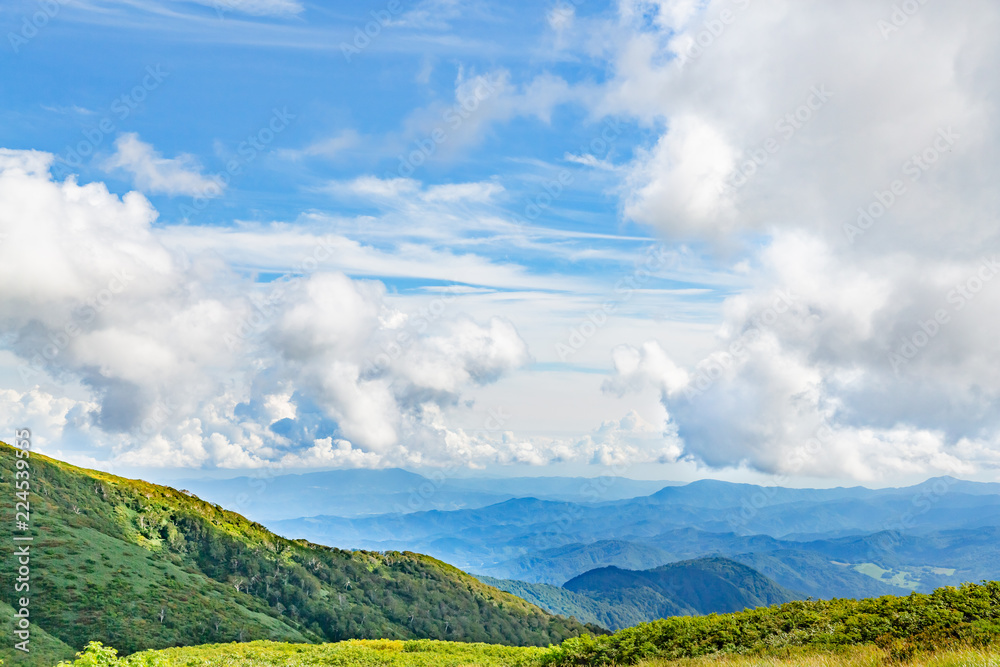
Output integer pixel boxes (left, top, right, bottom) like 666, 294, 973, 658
0, 149, 676, 471
598, 0, 1000, 479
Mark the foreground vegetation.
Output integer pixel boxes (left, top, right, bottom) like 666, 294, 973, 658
49, 640, 1000, 667
42, 580, 1000, 666
544, 581, 1000, 665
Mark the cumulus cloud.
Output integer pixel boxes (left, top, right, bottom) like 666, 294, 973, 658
591, 0, 1000, 478
103, 133, 224, 197
0, 153, 533, 469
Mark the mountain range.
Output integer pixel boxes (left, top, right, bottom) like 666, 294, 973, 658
175, 469, 673, 521
264, 472, 1000, 628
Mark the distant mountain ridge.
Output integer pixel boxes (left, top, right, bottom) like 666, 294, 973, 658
175, 469, 672, 521
268, 473, 1000, 612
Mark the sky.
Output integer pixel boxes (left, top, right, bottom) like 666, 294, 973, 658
1, 0, 999, 487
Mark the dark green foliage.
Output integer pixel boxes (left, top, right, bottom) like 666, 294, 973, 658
542, 580, 1000, 665
476, 577, 629, 630
562, 557, 799, 621
0, 443, 590, 664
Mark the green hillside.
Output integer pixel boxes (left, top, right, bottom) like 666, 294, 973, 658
0, 599, 75, 666
476, 576, 637, 630
562, 557, 800, 622
0, 443, 593, 664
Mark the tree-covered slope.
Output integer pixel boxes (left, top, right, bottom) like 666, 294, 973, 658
563, 557, 801, 621
0, 443, 593, 664
476, 576, 639, 631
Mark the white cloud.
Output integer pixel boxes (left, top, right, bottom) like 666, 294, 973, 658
280, 129, 361, 161
0, 153, 537, 469
103, 133, 224, 197
589, 0, 1000, 478
423, 181, 503, 203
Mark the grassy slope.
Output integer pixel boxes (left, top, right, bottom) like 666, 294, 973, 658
0, 599, 75, 666
0, 443, 592, 664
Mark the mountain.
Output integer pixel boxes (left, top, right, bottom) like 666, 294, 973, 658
481, 550, 905, 631
176, 469, 671, 521
481, 540, 675, 585
727, 550, 909, 599
475, 576, 633, 630
0, 443, 594, 663
267, 477, 1000, 576
563, 557, 801, 622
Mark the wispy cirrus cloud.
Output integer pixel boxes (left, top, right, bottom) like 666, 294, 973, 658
103, 133, 224, 197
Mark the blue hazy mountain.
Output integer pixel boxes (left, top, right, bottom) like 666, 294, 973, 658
175, 469, 672, 521
269, 476, 1000, 602
481, 556, 804, 631
562, 557, 800, 626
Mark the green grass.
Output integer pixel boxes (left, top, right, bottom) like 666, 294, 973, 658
851, 563, 922, 590
0, 599, 75, 666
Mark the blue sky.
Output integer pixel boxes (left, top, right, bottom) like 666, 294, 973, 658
2, 0, 999, 486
